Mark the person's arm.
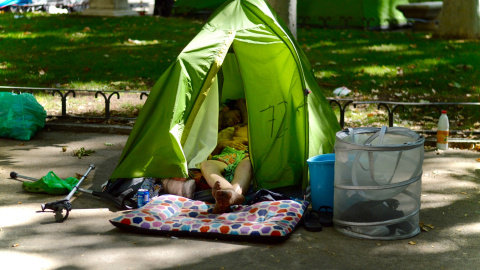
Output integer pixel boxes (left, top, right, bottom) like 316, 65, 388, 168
211, 140, 248, 156
211, 126, 247, 156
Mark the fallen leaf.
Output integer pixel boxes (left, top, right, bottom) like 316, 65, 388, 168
456, 64, 473, 71
75, 173, 88, 180
73, 147, 95, 159
62, 147, 67, 152
448, 82, 461, 88
408, 241, 417, 245
396, 67, 404, 76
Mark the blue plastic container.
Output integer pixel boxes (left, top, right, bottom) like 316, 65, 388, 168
307, 153, 335, 210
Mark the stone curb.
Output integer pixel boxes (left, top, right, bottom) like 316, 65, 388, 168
45, 122, 133, 135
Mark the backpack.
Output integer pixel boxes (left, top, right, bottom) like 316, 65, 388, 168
96, 178, 145, 210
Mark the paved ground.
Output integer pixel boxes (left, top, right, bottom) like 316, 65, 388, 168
0, 128, 479, 270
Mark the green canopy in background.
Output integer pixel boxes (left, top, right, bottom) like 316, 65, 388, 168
173, 0, 226, 15
110, 0, 340, 190
298, 0, 409, 28
173, 0, 412, 29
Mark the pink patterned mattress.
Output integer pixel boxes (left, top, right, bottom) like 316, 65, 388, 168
110, 194, 308, 242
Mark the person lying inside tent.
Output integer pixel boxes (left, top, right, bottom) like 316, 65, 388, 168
201, 99, 252, 214
218, 98, 248, 130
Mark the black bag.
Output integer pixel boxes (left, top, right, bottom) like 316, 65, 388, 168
251, 189, 291, 203
98, 178, 145, 210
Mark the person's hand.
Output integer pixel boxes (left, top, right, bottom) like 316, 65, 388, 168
233, 137, 248, 145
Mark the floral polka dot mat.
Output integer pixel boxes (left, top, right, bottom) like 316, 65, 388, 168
110, 194, 309, 242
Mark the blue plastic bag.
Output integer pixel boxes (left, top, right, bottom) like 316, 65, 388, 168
0, 92, 47, 141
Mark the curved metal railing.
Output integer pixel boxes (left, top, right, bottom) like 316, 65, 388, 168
1, 86, 479, 134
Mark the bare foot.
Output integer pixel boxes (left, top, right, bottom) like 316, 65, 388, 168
211, 181, 245, 214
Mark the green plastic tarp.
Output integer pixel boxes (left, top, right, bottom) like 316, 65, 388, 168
111, 0, 340, 190
22, 171, 79, 195
0, 92, 46, 141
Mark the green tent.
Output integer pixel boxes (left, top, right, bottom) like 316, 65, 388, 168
111, 0, 340, 190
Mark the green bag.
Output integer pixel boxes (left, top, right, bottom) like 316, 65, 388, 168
0, 92, 47, 141
22, 171, 79, 195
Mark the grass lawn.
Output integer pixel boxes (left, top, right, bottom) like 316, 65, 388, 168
1, 12, 480, 130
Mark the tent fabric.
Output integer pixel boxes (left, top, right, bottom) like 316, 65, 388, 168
111, 0, 340, 190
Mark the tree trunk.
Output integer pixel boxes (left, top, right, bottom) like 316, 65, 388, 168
435, 0, 480, 39
265, 0, 297, 39
153, 0, 174, 17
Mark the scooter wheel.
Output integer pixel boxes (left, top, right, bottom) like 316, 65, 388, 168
54, 206, 69, 222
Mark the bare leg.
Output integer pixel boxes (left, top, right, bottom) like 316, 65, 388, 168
230, 158, 252, 195
201, 159, 252, 213
201, 160, 230, 190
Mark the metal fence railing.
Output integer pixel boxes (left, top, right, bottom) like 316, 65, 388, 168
0, 86, 149, 121
328, 98, 480, 134
2, 86, 480, 135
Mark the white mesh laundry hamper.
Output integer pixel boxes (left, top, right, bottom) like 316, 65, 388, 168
333, 127, 424, 240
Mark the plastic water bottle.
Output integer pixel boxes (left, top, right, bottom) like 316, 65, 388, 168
437, 110, 449, 150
